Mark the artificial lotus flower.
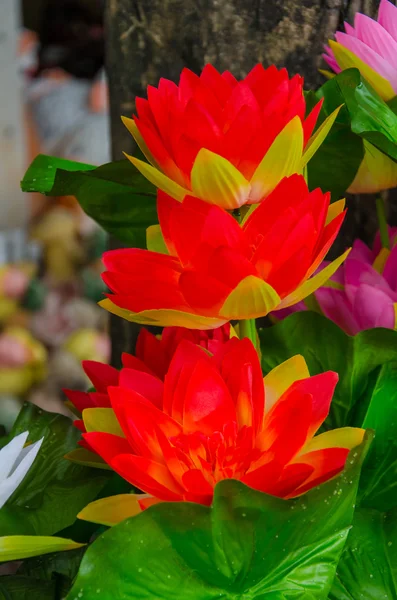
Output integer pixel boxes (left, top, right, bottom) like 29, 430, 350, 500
0, 431, 43, 509
101, 175, 349, 329
323, 0, 397, 102
323, 0, 397, 194
64, 324, 231, 462
275, 228, 397, 335
315, 230, 397, 334
81, 338, 365, 509
123, 64, 340, 209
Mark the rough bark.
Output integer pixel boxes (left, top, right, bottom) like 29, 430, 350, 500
105, 0, 389, 358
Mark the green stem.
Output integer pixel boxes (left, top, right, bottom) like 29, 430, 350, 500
239, 318, 257, 348
376, 196, 390, 250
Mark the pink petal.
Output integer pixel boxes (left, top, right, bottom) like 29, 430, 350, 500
315, 287, 360, 336
322, 52, 341, 74
344, 258, 394, 303
344, 22, 356, 37
354, 13, 397, 68
383, 245, 397, 291
350, 239, 373, 264
335, 31, 397, 91
353, 284, 395, 330
378, 0, 397, 43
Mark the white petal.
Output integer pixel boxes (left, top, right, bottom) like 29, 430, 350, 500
0, 436, 44, 509
0, 431, 29, 482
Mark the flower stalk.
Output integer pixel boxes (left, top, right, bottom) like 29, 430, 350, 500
376, 196, 390, 250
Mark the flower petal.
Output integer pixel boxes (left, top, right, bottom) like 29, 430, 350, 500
301, 106, 341, 168
146, 224, 169, 254
0, 431, 29, 481
82, 360, 119, 393
183, 359, 236, 435
298, 427, 366, 455
78, 494, 144, 526
0, 436, 43, 510
348, 140, 397, 194
326, 198, 345, 226
378, 0, 397, 42
220, 275, 281, 319
99, 299, 227, 330
112, 454, 183, 500
190, 149, 251, 209
82, 408, 125, 437
328, 40, 395, 101
121, 116, 160, 168
263, 355, 310, 413
125, 154, 188, 201
276, 249, 350, 309
249, 116, 304, 203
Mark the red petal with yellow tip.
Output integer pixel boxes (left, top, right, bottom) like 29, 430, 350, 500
287, 447, 350, 497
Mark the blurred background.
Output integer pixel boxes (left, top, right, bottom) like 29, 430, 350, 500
0, 0, 110, 429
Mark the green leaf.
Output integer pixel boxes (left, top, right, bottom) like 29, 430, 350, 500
357, 362, 397, 512
0, 576, 56, 600
0, 403, 110, 536
306, 123, 363, 199
67, 435, 371, 600
0, 536, 83, 562
21, 155, 157, 247
259, 312, 397, 431
21, 155, 95, 193
329, 507, 397, 600
17, 546, 86, 583
316, 68, 397, 161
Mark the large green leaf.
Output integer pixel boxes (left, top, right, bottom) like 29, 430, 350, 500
358, 362, 397, 512
21, 155, 157, 247
67, 435, 371, 600
0, 403, 110, 536
259, 312, 397, 431
329, 366, 397, 598
329, 507, 397, 600
259, 315, 397, 598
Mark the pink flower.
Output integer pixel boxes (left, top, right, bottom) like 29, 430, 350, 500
324, 0, 397, 101
280, 229, 397, 336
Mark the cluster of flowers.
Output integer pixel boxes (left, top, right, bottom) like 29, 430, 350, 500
62, 63, 372, 516
3, 0, 397, 548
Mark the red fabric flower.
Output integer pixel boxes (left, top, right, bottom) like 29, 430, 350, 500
82, 338, 365, 505
101, 175, 348, 329
123, 64, 339, 208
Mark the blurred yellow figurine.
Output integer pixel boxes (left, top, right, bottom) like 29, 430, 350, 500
31, 208, 84, 283
0, 263, 36, 323
0, 327, 47, 397
63, 328, 110, 364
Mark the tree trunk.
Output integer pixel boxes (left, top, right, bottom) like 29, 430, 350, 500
105, 0, 387, 358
